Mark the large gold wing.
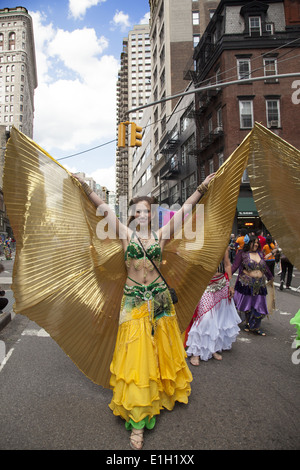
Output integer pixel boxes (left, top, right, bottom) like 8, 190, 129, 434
4, 124, 298, 388
3, 127, 127, 388
160, 134, 250, 332
247, 122, 300, 269
161, 122, 300, 332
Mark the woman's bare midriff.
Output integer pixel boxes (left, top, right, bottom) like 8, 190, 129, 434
123, 233, 164, 287
125, 271, 163, 287
243, 269, 263, 279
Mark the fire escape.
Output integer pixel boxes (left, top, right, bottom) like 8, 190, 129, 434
158, 131, 181, 205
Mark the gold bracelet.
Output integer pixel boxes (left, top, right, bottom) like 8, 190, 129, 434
81, 182, 93, 196
197, 182, 208, 194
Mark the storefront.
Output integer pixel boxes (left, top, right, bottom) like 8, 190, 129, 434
236, 197, 261, 232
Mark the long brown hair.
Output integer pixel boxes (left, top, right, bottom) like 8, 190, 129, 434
127, 195, 159, 230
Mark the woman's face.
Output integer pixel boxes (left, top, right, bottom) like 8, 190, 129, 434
135, 201, 151, 228
251, 238, 259, 251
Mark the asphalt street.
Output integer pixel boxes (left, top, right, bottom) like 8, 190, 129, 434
0, 255, 299, 451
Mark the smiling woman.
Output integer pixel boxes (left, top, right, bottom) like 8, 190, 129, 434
232, 234, 274, 336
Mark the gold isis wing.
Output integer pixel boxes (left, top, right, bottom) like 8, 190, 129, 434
3, 123, 299, 387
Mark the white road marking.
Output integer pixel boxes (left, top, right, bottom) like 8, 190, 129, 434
0, 346, 14, 372
21, 328, 50, 337
237, 336, 252, 343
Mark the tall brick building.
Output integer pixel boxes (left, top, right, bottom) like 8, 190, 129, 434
189, 0, 300, 231
131, 0, 220, 205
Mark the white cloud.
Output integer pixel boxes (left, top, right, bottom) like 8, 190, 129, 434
29, 9, 118, 191
30, 11, 118, 150
89, 166, 116, 192
140, 12, 150, 25
63, 164, 116, 193
68, 0, 107, 20
111, 10, 131, 31
30, 11, 56, 83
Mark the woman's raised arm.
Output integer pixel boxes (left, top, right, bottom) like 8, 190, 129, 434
72, 174, 128, 241
159, 173, 215, 246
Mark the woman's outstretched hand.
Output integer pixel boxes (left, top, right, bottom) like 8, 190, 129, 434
203, 173, 216, 187
72, 173, 84, 184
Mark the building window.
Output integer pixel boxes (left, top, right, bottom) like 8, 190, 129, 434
180, 103, 194, 133
218, 152, 224, 168
266, 99, 280, 128
208, 116, 213, 134
217, 107, 223, 128
265, 23, 274, 34
264, 58, 278, 82
182, 175, 196, 201
239, 100, 253, 128
192, 12, 200, 25
249, 17, 261, 36
200, 163, 205, 181
237, 59, 251, 80
242, 168, 250, 183
146, 164, 151, 181
193, 35, 200, 47
181, 134, 195, 166
9, 32, 16, 50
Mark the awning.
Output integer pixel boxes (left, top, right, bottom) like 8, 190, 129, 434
237, 197, 258, 216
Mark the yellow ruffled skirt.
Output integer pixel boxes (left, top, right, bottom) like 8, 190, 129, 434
109, 282, 192, 427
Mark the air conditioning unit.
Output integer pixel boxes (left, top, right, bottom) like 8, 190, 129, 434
269, 120, 278, 128
214, 126, 223, 134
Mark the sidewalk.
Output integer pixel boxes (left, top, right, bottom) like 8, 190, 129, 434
0, 264, 14, 332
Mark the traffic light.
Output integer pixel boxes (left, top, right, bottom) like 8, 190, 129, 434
118, 122, 127, 148
130, 123, 142, 147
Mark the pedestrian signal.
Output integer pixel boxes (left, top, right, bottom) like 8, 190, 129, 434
130, 123, 143, 147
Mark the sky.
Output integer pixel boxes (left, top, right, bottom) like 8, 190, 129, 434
4, 0, 151, 191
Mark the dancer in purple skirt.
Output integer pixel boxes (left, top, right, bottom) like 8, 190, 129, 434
232, 234, 273, 336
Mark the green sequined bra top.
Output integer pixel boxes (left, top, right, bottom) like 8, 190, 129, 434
124, 231, 162, 270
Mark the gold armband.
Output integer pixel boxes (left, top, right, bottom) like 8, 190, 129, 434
197, 182, 208, 194
81, 182, 93, 196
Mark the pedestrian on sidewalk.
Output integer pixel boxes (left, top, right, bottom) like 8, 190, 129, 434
228, 234, 236, 263
184, 247, 240, 365
256, 229, 266, 250
262, 235, 277, 277
235, 228, 247, 251
0, 263, 9, 313
232, 234, 273, 336
279, 254, 294, 290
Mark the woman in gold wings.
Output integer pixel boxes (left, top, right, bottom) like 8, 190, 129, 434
6, 125, 281, 450
73, 172, 214, 449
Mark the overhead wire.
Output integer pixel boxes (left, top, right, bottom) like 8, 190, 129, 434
57, 37, 300, 161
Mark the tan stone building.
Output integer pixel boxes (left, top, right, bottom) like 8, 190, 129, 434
116, 24, 151, 206
0, 6, 37, 237
0, 7, 37, 138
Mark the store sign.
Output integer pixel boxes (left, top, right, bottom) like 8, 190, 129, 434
237, 197, 258, 217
